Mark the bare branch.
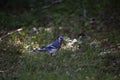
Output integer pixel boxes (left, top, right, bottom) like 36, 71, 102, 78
0, 71, 4, 73
0, 28, 23, 41
42, 0, 64, 9
35, 0, 65, 13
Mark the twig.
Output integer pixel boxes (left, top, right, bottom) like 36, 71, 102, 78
0, 28, 23, 41
42, 0, 64, 9
0, 71, 4, 73
35, 0, 64, 13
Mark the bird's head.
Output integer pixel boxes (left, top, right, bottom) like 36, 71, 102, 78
58, 35, 64, 43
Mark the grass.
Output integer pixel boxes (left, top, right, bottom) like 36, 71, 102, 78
0, 36, 120, 80
0, 25, 120, 80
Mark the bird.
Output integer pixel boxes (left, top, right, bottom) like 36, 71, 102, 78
33, 36, 64, 56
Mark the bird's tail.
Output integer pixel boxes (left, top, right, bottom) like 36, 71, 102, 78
33, 49, 46, 53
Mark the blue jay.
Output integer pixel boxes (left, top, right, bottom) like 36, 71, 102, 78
33, 36, 64, 56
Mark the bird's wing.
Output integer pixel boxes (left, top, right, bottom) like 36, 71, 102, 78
44, 45, 56, 50
48, 40, 61, 49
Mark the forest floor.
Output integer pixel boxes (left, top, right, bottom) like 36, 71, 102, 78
0, 22, 120, 80
0, 7, 120, 80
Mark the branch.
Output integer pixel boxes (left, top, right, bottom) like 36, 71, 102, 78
0, 28, 23, 41
43, 0, 64, 9
35, 0, 65, 13
0, 70, 4, 73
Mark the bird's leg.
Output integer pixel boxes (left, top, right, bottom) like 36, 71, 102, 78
50, 52, 56, 56
50, 53, 53, 56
